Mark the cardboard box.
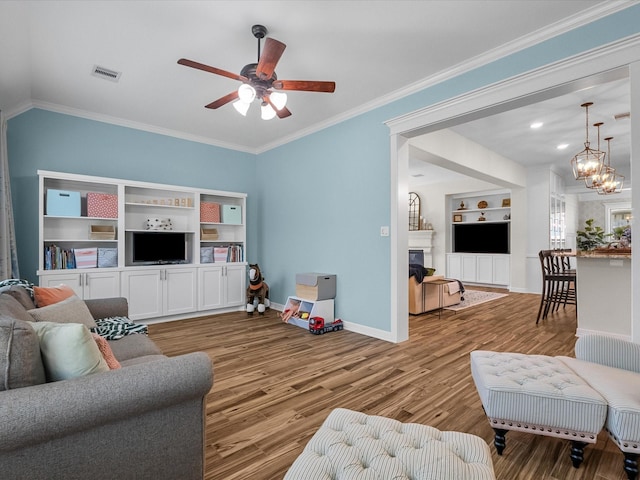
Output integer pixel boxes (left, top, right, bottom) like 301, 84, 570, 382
46, 189, 81, 216
200, 202, 221, 223
87, 192, 118, 218
222, 205, 242, 224
295, 273, 336, 300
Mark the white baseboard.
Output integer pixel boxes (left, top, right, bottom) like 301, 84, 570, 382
271, 302, 396, 343
576, 327, 631, 341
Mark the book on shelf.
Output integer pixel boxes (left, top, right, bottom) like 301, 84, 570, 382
212, 244, 244, 263
44, 245, 76, 270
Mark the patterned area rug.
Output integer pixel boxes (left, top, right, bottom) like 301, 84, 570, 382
443, 289, 508, 311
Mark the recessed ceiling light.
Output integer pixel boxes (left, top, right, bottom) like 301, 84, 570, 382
530, 122, 544, 129
557, 144, 569, 150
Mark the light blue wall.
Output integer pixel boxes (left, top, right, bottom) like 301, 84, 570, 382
8, 4, 640, 334
7, 109, 257, 282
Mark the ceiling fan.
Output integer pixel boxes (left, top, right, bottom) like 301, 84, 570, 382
178, 25, 336, 120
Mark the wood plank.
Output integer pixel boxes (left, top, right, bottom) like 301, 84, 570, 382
149, 289, 627, 479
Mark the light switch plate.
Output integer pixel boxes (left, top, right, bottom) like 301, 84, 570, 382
380, 226, 389, 237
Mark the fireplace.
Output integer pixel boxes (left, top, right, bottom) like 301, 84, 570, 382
408, 230, 434, 267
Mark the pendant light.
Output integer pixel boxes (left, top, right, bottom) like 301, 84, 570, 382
584, 122, 606, 189
571, 102, 605, 180
597, 136, 624, 195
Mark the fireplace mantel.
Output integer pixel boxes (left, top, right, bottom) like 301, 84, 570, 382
409, 230, 435, 267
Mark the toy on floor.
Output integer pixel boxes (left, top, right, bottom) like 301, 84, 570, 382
246, 263, 270, 315
309, 317, 343, 334
280, 298, 301, 323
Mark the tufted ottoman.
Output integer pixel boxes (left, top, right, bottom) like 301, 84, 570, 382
284, 408, 496, 479
470, 350, 608, 468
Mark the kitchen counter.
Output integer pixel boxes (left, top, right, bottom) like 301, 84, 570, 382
576, 253, 631, 339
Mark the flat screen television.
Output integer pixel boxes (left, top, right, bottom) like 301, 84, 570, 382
132, 231, 187, 264
453, 222, 510, 254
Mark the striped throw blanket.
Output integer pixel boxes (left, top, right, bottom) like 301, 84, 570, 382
91, 316, 147, 340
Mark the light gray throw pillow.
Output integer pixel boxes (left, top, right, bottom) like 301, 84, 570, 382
27, 295, 97, 329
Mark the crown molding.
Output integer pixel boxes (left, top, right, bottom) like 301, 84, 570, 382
24, 100, 259, 155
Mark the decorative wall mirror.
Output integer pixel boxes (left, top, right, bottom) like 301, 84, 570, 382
409, 192, 421, 231
605, 201, 632, 237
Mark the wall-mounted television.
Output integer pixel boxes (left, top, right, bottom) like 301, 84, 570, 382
132, 231, 187, 264
453, 222, 510, 254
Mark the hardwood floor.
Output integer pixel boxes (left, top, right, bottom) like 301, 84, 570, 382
149, 290, 626, 480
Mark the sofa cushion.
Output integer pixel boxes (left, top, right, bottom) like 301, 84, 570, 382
33, 284, 75, 307
29, 322, 110, 381
4, 286, 36, 310
0, 315, 46, 390
27, 295, 97, 329
0, 293, 36, 323
107, 334, 163, 361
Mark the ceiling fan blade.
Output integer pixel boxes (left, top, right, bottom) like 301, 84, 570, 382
272, 80, 336, 93
265, 94, 292, 119
205, 91, 239, 109
178, 58, 247, 82
256, 38, 286, 80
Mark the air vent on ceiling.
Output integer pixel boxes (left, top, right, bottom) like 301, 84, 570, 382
614, 112, 631, 121
411, 173, 425, 178
91, 65, 121, 82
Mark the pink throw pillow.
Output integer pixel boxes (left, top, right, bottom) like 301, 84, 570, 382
91, 333, 121, 370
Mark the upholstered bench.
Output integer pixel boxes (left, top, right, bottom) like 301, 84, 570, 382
470, 350, 608, 468
284, 408, 496, 479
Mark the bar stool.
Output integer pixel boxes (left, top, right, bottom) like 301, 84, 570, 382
536, 250, 577, 323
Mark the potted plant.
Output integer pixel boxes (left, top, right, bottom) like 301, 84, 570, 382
576, 218, 611, 251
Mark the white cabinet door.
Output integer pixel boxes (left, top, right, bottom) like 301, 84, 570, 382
163, 267, 197, 316
198, 266, 224, 310
460, 255, 477, 283
476, 256, 494, 284
121, 269, 163, 320
493, 255, 510, 286
225, 264, 246, 307
446, 254, 462, 279
39, 272, 83, 297
83, 271, 121, 300
39, 271, 120, 300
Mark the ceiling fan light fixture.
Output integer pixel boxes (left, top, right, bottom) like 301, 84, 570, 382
270, 91, 287, 110
261, 101, 276, 120
233, 100, 251, 116
238, 84, 256, 103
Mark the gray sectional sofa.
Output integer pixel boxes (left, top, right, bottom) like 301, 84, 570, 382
0, 285, 214, 480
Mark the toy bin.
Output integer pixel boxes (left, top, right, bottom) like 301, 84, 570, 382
295, 273, 336, 300
87, 192, 118, 218
222, 205, 242, 224
200, 202, 221, 223
46, 189, 81, 217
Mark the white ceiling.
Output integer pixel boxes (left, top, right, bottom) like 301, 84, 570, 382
0, 0, 621, 156
410, 75, 632, 187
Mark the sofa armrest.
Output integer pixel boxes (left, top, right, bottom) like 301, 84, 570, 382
84, 296, 129, 320
575, 334, 640, 373
0, 351, 213, 452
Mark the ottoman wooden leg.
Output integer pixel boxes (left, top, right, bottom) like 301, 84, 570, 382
570, 441, 587, 468
493, 428, 508, 455
624, 452, 639, 480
